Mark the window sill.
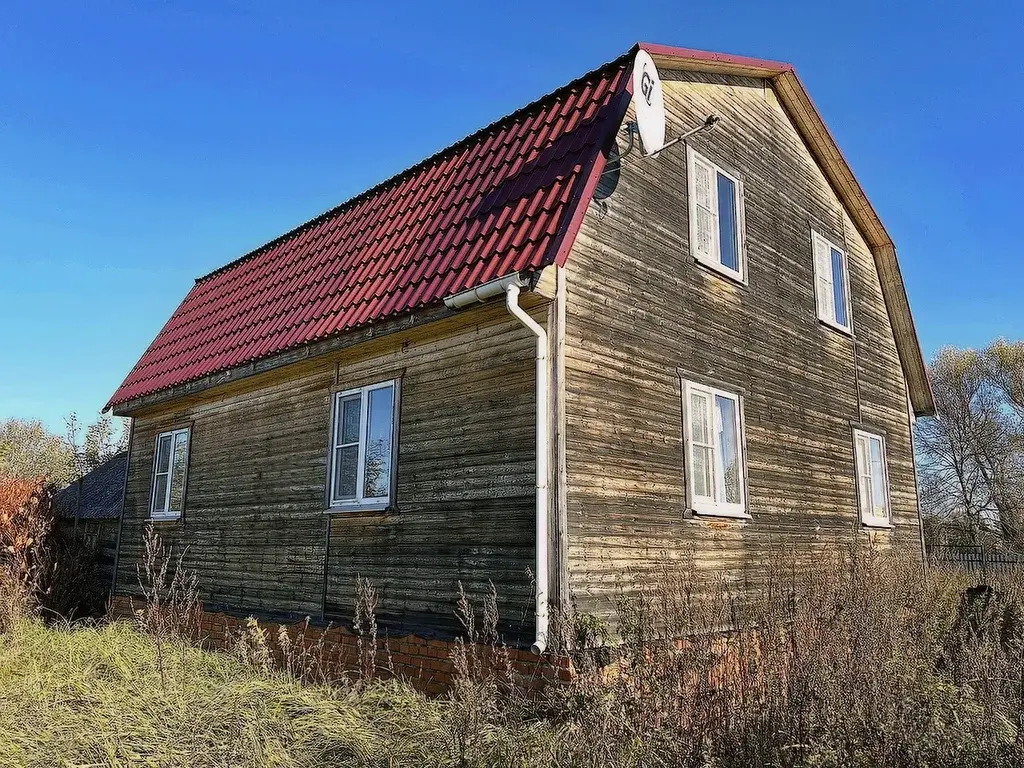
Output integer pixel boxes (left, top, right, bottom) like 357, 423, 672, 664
818, 317, 853, 338
148, 515, 181, 523
691, 504, 751, 521
694, 256, 747, 287
861, 518, 894, 530
324, 501, 391, 515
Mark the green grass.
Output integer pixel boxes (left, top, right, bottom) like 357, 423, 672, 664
0, 619, 471, 767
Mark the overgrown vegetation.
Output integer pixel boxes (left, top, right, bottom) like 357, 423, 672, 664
0, 620, 463, 767
3, 473, 1024, 765
1, 523, 1023, 765
0, 477, 105, 625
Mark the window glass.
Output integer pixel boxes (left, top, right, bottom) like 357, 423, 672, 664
690, 392, 710, 444
692, 446, 713, 499
717, 173, 739, 272
716, 394, 741, 504
169, 431, 188, 514
364, 386, 394, 498
869, 437, 886, 515
689, 391, 713, 499
156, 434, 172, 474
338, 395, 361, 445
152, 474, 168, 513
334, 445, 359, 500
831, 247, 848, 328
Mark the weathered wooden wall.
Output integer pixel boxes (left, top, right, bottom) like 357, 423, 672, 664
53, 517, 119, 607
88, 519, 119, 589
563, 70, 920, 621
114, 303, 543, 642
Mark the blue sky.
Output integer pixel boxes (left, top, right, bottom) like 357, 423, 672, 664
2, 1, 1021, 430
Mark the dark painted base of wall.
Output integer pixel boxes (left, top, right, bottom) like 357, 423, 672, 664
109, 595, 571, 695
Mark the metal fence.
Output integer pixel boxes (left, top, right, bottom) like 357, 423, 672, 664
928, 543, 1024, 578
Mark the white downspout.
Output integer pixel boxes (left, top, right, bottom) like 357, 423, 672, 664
505, 283, 549, 655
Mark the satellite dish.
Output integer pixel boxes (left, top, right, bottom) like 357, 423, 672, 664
631, 50, 665, 156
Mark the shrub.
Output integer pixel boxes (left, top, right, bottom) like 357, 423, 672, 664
0, 478, 54, 630
43, 525, 109, 619
545, 543, 1024, 767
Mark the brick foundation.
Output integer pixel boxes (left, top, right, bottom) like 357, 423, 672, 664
109, 595, 572, 695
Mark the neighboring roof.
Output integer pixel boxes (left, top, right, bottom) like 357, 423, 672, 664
107, 43, 933, 416
55, 452, 127, 521
106, 58, 632, 410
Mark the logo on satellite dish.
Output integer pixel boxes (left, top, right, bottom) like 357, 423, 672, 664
640, 65, 655, 106
632, 50, 665, 156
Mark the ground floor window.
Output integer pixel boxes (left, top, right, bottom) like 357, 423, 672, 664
853, 428, 891, 527
150, 427, 190, 520
683, 380, 747, 518
328, 380, 399, 510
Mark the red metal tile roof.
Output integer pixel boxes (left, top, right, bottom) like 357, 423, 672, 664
107, 55, 631, 410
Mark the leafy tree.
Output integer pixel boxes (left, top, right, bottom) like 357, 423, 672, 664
916, 341, 1024, 548
0, 419, 76, 487
65, 413, 129, 477
0, 414, 129, 487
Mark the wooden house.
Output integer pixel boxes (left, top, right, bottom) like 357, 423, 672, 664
54, 452, 126, 607
106, 44, 934, 656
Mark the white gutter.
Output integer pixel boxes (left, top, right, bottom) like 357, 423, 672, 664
443, 272, 529, 310
443, 274, 550, 655
504, 283, 549, 655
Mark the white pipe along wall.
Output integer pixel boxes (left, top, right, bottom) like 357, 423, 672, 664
442, 274, 551, 655
504, 283, 550, 655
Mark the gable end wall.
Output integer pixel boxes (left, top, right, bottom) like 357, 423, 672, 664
563, 70, 919, 621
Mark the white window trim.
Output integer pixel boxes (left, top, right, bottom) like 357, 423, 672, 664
327, 379, 399, 512
852, 428, 893, 528
687, 145, 746, 284
149, 427, 190, 521
811, 229, 853, 335
682, 380, 749, 519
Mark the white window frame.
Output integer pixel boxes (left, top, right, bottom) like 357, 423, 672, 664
682, 380, 749, 519
811, 229, 853, 334
687, 145, 746, 283
852, 428, 892, 528
327, 379, 399, 512
149, 427, 190, 521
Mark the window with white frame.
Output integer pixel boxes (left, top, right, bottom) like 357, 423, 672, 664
150, 427, 190, 520
853, 429, 891, 527
811, 230, 852, 332
683, 380, 747, 517
328, 380, 398, 509
687, 146, 745, 281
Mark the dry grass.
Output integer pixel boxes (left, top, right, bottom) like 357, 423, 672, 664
1, 512, 1023, 766
542, 544, 1024, 767
0, 619, 464, 767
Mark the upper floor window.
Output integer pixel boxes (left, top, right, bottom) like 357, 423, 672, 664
811, 230, 852, 333
329, 380, 399, 510
150, 427, 190, 520
853, 429, 891, 527
683, 380, 747, 518
687, 146, 745, 282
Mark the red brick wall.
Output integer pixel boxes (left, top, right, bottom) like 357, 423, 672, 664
109, 595, 571, 695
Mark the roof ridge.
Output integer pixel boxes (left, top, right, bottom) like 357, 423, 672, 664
196, 49, 634, 285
